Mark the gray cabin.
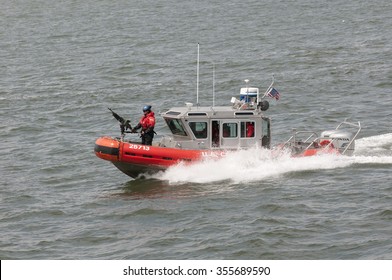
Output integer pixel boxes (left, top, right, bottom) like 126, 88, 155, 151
157, 87, 271, 150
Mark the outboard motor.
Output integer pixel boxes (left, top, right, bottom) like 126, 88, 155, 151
319, 130, 355, 156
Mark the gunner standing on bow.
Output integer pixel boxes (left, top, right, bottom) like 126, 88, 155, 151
131, 105, 156, 145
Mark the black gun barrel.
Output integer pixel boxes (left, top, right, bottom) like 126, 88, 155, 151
108, 108, 132, 134
108, 108, 125, 123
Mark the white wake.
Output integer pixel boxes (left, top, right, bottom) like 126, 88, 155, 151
150, 133, 392, 184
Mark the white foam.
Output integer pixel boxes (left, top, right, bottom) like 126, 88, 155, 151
150, 133, 392, 184
355, 133, 392, 156
152, 149, 346, 184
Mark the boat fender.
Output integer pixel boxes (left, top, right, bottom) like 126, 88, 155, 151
319, 140, 334, 148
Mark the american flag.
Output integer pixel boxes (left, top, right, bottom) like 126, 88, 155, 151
267, 87, 280, 100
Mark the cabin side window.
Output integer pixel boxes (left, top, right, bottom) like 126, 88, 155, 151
189, 121, 207, 139
164, 118, 188, 136
240, 121, 255, 138
222, 123, 238, 138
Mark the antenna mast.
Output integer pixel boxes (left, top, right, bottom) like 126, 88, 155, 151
196, 43, 200, 106
212, 63, 215, 107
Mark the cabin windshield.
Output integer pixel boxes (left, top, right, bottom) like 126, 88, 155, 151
164, 118, 188, 136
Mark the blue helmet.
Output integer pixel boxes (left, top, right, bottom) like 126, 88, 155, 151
143, 105, 152, 112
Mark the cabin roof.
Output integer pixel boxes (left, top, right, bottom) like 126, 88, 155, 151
161, 105, 264, 119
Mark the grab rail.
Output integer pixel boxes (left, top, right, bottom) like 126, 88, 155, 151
282, 130, 319, 148
282, 120, 361, 155
335, 120, 361, 155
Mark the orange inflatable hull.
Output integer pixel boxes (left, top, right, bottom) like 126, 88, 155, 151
94, 137, 225, 178
95, 137, 341, 178
297, 145, 340, 157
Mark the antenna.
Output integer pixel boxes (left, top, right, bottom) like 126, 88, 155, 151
244, 79, 249, 102
196, 43, 200, 107
212, 63, 215, 107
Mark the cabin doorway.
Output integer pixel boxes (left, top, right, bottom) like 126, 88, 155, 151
211, 120, 220, 147
220, 121, 239, 149
239, 120, 257, 147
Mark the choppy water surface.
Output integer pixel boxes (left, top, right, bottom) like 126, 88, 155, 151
1, 0, 391, 259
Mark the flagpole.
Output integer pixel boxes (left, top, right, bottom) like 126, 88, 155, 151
262, 75, 275, 98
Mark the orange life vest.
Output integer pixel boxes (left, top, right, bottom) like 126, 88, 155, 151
139, 111, 155, 130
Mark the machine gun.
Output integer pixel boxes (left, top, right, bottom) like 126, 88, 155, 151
108, 108, 132, 136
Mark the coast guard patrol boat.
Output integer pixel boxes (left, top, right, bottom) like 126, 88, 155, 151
94, 80, 361, 178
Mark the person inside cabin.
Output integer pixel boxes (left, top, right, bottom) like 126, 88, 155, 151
246, 122, 254, 137
131, 105, 156, 145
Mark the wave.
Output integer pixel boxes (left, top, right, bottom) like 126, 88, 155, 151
355, 133, 392, 156
150, 133, 392, 184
